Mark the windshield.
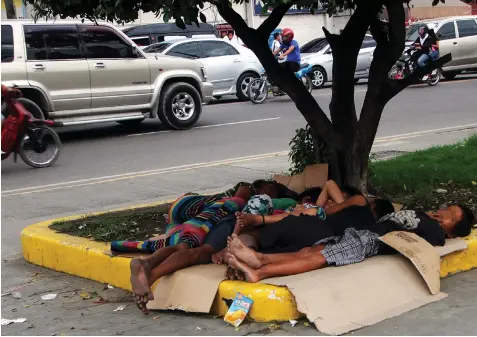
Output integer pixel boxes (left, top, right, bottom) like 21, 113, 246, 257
405, 23, 438, 42
300, 38, 328, 54
143, 42, 172, 53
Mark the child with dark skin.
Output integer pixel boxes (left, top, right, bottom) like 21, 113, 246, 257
225, 204, 474, 282
130, 181, 281, 314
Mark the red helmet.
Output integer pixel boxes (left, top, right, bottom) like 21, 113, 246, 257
281, 28, 294, 42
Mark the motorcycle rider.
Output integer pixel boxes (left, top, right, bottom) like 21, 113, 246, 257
408, 26, 439, 71
272, 28, 301, 73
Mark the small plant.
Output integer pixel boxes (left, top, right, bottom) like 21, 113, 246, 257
288, 125, 317, 175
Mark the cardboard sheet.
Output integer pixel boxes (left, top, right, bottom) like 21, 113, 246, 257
146, 264, 226, 312
273, 164, 328, 194
262, 255, 447, 335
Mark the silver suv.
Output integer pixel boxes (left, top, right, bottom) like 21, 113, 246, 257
405, 16, 477, 80
1, 21, 214, 129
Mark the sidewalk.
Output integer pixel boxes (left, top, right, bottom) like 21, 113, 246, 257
2, 256, 477, 336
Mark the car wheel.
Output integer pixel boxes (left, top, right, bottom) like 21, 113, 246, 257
117, 118, 145, 126
158, 82, 202, 130
311, 67, 326, 89
441, 70, 460, 81
2, 98, 45, 120
236, 72, 259, 101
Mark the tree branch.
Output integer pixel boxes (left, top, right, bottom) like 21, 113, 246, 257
256, 2, 294, 40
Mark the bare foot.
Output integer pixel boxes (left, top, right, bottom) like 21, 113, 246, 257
233, 212, 260, 235
226, 253, 261, 283
228, 234, 263, 269
130, 258, 154, 314
212, 248, 228, 264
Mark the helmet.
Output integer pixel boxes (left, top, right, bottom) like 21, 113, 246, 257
281, 28, 294, 42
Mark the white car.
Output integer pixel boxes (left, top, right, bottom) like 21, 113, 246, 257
144, 38, 262, 100
300, 35, 377, 88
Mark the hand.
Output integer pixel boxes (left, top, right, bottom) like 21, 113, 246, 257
278, 54, 284, 60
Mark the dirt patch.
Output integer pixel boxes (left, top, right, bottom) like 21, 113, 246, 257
50, 204, 170, 242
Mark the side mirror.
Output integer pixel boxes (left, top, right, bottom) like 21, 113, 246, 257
128, 45, 138, 57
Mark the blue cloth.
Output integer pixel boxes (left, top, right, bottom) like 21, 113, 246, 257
280, 40, 301, 63
417, 54, 430, 67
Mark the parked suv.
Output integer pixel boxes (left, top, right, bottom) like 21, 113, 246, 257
1, 21, 214, 129
405, 16, 477, 80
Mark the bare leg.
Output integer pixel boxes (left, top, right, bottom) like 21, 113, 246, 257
212, 247, 228, 264
148, 244, 216, 284
130, 243, 188, 314
227, 246, 328, 283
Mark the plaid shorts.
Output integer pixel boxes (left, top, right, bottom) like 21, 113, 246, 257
314, 228, 381, 266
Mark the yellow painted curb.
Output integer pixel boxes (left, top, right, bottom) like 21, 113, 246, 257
21, 202, 476, 322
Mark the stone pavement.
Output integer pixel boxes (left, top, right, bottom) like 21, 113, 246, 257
2, 255, 477, 336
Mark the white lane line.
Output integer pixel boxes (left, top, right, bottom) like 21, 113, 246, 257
374, 123, 477, 142
1, 151, 288, 196
3, 122, 475, 197
127, 117, 281, 137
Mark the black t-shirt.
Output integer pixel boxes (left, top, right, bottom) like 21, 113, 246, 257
377, 210, 445, 254
258, 204, 377, 253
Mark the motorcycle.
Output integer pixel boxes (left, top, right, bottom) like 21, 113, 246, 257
248, 62, 314, 104
389, 48, 440, 86
1, 85, 62, 168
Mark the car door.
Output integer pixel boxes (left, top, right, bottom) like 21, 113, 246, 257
165, 41, 201, 60
435, 21, 459, 68
455, 18, 477, 68
198, 41, 242, 92
79, 25, 152, 110
356, 36, 376, 77
24, 25, 91, 113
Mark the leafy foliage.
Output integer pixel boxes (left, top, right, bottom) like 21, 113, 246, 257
288, 125, 317, 175
25, 0, 361, 25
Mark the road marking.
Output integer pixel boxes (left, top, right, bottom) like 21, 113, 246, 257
374, 123, 477, 143
3, 123, 475, 197
127, 117, 281, 137
1, 151, 288, 197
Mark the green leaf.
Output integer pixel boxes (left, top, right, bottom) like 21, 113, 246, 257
163, 10, 171, 22
199, 12, 206, 23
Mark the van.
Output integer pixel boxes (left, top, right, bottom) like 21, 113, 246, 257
405, 16, 477, 79
122, 23, 218, 47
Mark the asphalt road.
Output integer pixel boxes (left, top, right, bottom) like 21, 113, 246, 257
1, 77, 477, 336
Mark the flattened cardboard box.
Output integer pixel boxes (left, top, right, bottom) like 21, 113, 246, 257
273, 163, 328, 194
146, 231, 465, 334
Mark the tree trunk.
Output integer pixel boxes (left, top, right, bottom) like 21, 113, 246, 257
4, 0, 17, 18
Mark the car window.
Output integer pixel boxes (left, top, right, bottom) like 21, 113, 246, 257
143, 42, 172, 53
456, 19, 477, 38
437, 22, 456, 40
201, 41, 238, 58
24, 25, 83, 61
131, 36, 151, 47
1, 25, 14, 63
80, 26, 138, 59
361, 37, 376, 49
166, 42, 200, 59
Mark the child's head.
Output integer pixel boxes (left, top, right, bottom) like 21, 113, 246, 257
432, 204, 475, 238
297, 187, 323, 204
273, 32, 280, 41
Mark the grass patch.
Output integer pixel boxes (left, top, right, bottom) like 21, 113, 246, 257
370, 134, 477, 209
50, 204, 169, 242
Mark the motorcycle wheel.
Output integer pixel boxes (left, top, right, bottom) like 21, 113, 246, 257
247, 78, 268, 104
302, 75, 313, 94
427, 70, 440, 86
19, 125, 61, 168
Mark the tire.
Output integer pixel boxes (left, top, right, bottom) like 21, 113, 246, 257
302, 75, 313, 94
19, 125, 61, 168
311, 66, 326, 89
117, 118, 145, 126
2, 97, 45, 120
236, 72, 259, 101
247, 78, 268, 104
158, 82, 202, 130
441, 70, 460, 80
